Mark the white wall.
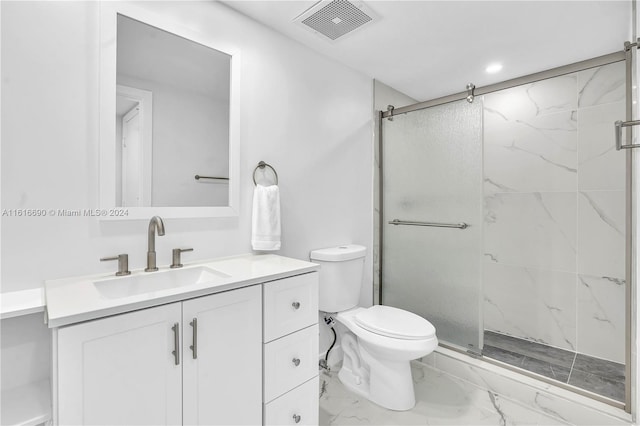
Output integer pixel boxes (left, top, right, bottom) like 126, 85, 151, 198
1, 0, 373, 291
1, 0, 373, 390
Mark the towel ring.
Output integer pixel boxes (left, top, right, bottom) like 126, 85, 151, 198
253, 161, 278, 186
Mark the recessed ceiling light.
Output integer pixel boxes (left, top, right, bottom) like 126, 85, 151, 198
485, 63, 503, 74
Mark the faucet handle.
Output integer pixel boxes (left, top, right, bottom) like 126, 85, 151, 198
100, 254, 131, 276
170, 248, 193, 269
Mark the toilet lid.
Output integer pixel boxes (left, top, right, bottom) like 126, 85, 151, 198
354, 305, 436, 340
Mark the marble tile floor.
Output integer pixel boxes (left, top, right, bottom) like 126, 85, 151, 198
319, 361, 570, 426
483, 331, 625, 403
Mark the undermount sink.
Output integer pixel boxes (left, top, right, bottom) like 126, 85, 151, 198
94, 266, 231, 299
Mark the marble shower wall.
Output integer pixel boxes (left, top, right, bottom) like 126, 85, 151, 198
483, 61, 626, 363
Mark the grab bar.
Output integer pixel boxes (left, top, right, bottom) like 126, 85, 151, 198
388, 219, 468, 229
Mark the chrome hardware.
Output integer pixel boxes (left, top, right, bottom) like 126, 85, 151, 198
190, 318, 198, 359
100, 254, 131, 276
324, 315, 336, 326
319, 359, 329, 371
252, 161, 278, 186
170, 248, 193, 269
293, 414, 301, 424
292, 358, 301, 367
623, 38, 640, 52
389, 219, 468, 229
194, 175, 229, 181
292, 301, 301, 310
386, 104, 395, 121
614, 120, 640, 150
466, 83, 475, 103
145, 216, 165, 272
172, 323, 180, 365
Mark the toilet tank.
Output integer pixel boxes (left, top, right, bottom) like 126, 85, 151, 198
310, 244, 366, 313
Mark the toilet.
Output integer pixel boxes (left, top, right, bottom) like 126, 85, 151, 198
310, 244, 438, 411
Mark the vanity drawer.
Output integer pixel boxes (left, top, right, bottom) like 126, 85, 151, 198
264, 376, 319, 426
264, 324, 318, 402
263, 272, 318, 342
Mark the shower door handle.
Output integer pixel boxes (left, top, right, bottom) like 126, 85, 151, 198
614, 120, 640, 150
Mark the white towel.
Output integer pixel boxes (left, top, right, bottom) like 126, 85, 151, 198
251, 184, 281, 251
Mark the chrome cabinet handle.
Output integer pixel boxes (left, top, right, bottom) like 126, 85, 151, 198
292, 357, 301, 367
292, 302, 301, 310
171, 323, 180, 365
190, 318, 198, 359
292, 414, 301, 423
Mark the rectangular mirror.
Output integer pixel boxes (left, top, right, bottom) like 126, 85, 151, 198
100, 3, 240, 219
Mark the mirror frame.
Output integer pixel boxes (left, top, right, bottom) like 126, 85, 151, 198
99, 2, 241, 219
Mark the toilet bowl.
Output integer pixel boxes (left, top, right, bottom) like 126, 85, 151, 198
335, 306, 437, 411
310, 244, 438, 411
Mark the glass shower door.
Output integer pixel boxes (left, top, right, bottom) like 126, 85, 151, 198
381, 99, 483, 353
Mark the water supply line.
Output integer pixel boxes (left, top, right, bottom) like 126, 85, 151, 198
320, 315, 337, 371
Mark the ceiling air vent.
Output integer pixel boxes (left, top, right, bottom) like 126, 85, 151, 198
294, 0, 378, 42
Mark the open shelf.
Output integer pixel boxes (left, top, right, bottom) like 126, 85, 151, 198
0, 379, 51, 426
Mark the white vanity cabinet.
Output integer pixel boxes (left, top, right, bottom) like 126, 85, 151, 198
263, 273, 319, 426
50, 262, 320, 426
54, 285, 262, 425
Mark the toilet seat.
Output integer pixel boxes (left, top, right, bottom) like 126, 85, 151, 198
354, 305, 435, 340
336, 306, 438, 366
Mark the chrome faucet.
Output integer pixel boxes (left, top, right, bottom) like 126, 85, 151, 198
145, 216, 165, 272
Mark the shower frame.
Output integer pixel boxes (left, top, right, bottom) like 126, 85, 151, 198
377, 48, 635, 413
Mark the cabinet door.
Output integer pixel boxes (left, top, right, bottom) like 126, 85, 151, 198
182, 285, 262, 425
56, 303, 182, 425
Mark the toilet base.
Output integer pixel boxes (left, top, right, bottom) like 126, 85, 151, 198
338, 332, 417, 411
338, 363, 371, 401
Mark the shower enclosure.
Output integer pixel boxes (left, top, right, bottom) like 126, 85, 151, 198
379, 53, 632, 409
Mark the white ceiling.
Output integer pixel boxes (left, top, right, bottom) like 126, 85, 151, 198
221, 0, 632, 102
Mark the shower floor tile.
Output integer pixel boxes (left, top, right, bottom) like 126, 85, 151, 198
483, 330, 625, 403
484, 330, 575, 368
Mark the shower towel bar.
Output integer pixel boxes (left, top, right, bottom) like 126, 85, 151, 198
388, 219, 468, 229
253, 161, 278, 186
194, 175, 229, 181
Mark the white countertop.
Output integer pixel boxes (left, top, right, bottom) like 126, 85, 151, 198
45, 253, 319, 328
1, 288, 45, 319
